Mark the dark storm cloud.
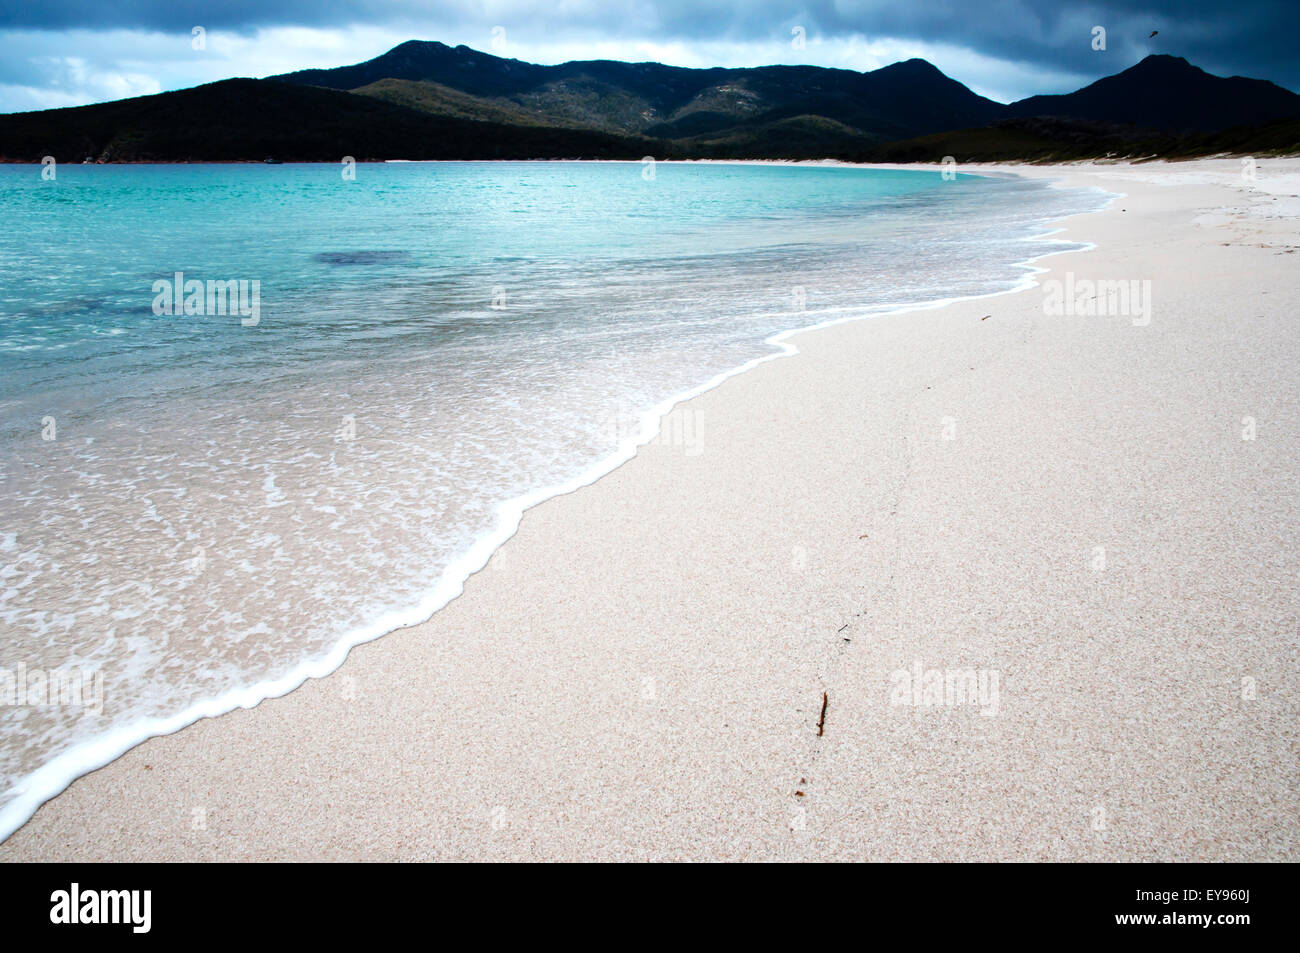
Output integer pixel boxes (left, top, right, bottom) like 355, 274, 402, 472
0, 1, 419, 31
0, 1, 1295, 90
796, 0, 1300, 90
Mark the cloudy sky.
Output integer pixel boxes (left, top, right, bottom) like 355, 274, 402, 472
0, 1, 1295, 114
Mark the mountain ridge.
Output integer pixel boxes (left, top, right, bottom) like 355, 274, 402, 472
2, 43, 1298, 162
1005, 54, 1300, 131
270, 40, 1006, 143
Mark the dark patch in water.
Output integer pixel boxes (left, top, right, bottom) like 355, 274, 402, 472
28, 296, 109, 316
313, 251, 412, 266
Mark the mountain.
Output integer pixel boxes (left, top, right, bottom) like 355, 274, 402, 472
272, 41, 1006, 146
1, 43, 1297, 163
0, 78, 657, 163
1006, 55, 1300, 132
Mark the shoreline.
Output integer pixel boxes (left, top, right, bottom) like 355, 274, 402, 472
2, 157, 1296, 860
0, 163, 1107, 845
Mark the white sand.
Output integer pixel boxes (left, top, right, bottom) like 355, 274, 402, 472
2, 157, 1296, 861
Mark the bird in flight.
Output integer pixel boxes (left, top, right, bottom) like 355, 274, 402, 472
1149, 30, 1159, 38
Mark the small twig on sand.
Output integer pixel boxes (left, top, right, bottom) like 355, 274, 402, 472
817, 692, 828, 737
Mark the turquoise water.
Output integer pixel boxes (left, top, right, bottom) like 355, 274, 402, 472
0, 161, 1106, 839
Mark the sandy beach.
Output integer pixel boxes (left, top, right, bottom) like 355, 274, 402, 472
2, 157, 1296, 862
